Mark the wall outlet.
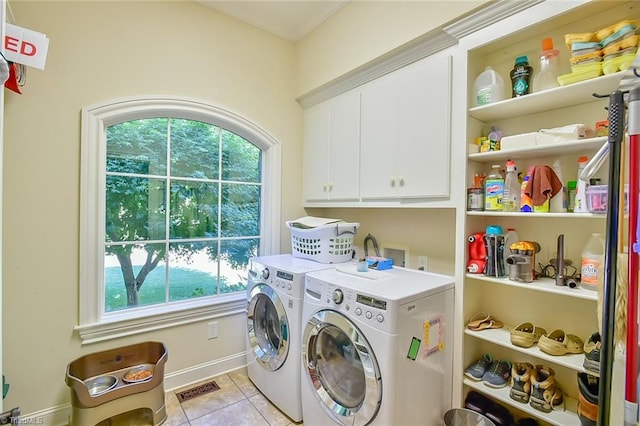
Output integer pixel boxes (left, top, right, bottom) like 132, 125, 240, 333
207, 321, 218, 339
418, 256, 429, 271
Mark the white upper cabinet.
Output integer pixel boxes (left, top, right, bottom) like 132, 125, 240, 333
360, 54, 452, 200
303, 90, 360, 202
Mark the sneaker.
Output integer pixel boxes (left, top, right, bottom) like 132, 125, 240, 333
577, 372, 599, 426
530, 365, 563, 413
583, 332, 601, 373
464, 353, 493, 381
510, 362, 533, 403
482, 360, 512, 388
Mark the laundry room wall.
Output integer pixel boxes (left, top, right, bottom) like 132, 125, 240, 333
305, 208, 457, 274
2, 0, 301, 418
296, 0, 490, 96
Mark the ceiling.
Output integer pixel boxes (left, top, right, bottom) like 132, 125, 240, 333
196, 1, 350, 41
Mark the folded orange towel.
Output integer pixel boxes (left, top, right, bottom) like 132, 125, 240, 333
524, 165, 563, 206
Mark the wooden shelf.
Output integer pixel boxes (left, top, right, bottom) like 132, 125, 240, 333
464, 326, 597, 376
468, 73, 625, 122
464, 378, 581, 426
468, 137, 607, 163
465, 274, 598, 301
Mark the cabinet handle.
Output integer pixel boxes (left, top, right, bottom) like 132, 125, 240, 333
323, 184, 328, 192
390, 177, 396, 187
398, 176, 405, 186
328, 183, 333, 191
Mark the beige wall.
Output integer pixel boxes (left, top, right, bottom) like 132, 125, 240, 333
3, 0, 302, 414
3, 0, 485, 417
296, 0, 487, 96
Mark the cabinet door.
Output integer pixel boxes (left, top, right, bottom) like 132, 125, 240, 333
328, 91, 360, 201
360, 72, 400, 199
303, 101, 330, 201
397, 55, 451, 198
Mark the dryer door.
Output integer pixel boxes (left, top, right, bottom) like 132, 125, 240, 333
302, 309, 382, 426
247, 283, 289, 371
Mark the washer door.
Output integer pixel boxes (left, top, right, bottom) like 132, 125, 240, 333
302, 309, 382, 426
247, 283, 289, 371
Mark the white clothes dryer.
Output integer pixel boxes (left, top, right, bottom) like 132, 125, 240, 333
301, 266, 454, 426
246, 254, 335, 422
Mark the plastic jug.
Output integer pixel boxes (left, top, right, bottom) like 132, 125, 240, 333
533, 37, 560, 92
581, 233, 604, 291
484, 165, 504, 211
474, 66, 505, 106
502, 160, 520, 212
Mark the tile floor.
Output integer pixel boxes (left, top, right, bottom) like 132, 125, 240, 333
164, 368, 301, 426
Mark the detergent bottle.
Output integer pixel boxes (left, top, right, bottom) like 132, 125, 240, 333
484, 165, 504, 211
581, 233, 604, 291
502, 159, 520, 212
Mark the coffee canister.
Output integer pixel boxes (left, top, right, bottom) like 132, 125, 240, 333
467, 188, 484, 211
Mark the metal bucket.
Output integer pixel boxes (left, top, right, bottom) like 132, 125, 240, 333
444, 408, 496, 426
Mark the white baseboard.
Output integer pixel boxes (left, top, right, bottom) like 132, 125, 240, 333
20, 351, 247, 426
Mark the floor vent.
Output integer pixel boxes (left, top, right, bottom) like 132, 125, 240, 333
175, 380, 221, 403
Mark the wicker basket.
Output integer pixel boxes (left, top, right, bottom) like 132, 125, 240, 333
286, 221, 359, 264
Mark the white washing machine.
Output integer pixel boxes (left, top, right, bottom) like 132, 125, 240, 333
301, 266, 454, 426
246, 254, 335, 422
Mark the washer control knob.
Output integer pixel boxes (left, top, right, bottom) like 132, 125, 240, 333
332, 289, 344, 304
287, 283, 292, 290
365, 311, 373, 319
355, 308, 362, 316
376, 314, 384, 323
261, 268, 270, 280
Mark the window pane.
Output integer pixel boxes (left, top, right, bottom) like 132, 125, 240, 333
220, 183, 260, 237
170, 119, 220, 179
219, 239, 259, 293
168, 242, 218, 301
221, 130, 261, 182
170, 180, 219, 239
105, 243, 167, 312
106, 176, 167, 242
106, 118, 168, 176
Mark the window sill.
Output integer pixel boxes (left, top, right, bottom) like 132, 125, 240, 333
75, 293, 246, 345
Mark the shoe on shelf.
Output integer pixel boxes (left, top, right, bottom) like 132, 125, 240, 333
510, 362, 533, 403
577, 372, 599, 426
538, 329, 584, 356
582, 332, 601, 373
484, 402, 514, 426
510, 322, 547, 348
464, 353, 493, 381
464, 390, 493, 414
482, 360, 512, 388
530, 365, 563, 413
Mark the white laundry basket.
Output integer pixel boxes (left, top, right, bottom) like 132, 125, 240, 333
286, 221, 359, 264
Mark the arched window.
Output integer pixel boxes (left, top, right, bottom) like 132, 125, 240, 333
77, 97, 281, 344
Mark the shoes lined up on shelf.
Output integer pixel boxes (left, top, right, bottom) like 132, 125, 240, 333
465, 355, 565, 414
465, 390, 540, 426
510, 322, 584, 355
577, 372, 599, 426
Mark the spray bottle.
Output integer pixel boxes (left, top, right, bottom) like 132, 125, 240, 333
574, 156, 589, 213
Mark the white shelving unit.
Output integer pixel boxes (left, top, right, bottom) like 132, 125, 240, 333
455, 2, 637, 424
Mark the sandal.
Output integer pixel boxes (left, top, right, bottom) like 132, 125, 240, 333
538, 329, 584, 356
510, 322, 547, 348
475, 319, 504, 330
467, 312, 492, 329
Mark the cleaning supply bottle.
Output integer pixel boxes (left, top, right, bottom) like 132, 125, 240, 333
581, 233, 604, 291
502, 159, 521, 212
567, 180, 577, 212
574, 156, 590, 213
474, 66, 505, 106
502, 227, 520, 266
485, 164, 504, 211
550, 159, 567, 213
533, 37, 560, 92
510, 55, 533, 97
520, 174, 533, 212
